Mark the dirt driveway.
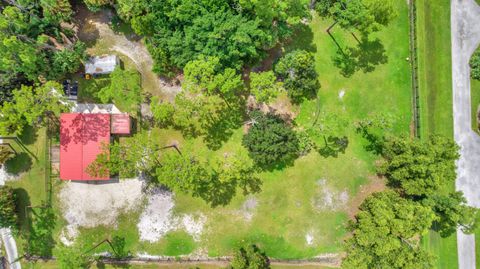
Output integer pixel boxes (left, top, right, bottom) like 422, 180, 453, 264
74, 5, 181, 101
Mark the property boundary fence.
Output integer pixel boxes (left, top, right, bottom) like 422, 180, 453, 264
25, 254, 342, 267
44, 126, 52, 205
408, 0, 421, 138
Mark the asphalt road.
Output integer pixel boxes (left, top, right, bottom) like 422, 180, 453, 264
452, 0, 480, 268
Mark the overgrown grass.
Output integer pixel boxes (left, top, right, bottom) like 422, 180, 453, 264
416, 0, 458, 268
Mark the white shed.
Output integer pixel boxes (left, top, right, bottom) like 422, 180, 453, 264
84, 55, 119, 75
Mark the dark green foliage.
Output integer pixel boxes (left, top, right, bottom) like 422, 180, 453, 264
120, 0, 309, 74
0, 186, 17, 229
274, 50, 319, 102
380, 135, 459, 197
470, 48, 480, 80
343, 191, 435, 269
315, 0, 397, 34
0, 4, 85, 94
52, 42, 87, 77
230, 244, 270, 269
242, 111, 299, 168
423, 192, 480, 237
25, 206, 56, 257
111, 235, 129, 258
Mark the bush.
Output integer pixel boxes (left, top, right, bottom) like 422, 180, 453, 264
242, 111, 299, 168
470, 48, 480, 80
274, 50, 319, 102
0, 186, 17, 229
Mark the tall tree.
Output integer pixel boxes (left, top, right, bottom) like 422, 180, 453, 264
118, 0, 309, 75
57, 243, 90, 269
274, 50, 319, 103
97, 67, 142, 112
249, 71, 283, 103
0, 81, 71, 135
315, 0, 397, 34
343, 191, 436, 269
242, 111, 299, 167
380, 135, 459, 197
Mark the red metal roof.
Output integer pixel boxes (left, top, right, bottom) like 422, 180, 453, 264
111, 114, 131, 134
60, 113, 111, 180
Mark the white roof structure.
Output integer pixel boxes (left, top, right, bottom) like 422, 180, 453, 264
73, 104, 121, 114
85, 55, 119, 75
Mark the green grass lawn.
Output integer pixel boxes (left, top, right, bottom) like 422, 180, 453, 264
471, 79, 480, 132
11, 0, 412, 264
416, 0, 458, 268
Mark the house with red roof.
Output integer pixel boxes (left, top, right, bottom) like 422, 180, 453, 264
59, 108, 131, 181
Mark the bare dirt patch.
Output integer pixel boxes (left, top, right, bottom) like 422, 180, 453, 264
312, 179, 349, 212
59, 178, 144, 244
137, 189, 206, 243
346, 176, 386, 219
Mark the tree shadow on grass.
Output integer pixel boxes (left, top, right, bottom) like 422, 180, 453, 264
4, 152, 32, 175
13, 188, 31, 232
285, 24, 317, 54
18, 125, 38, 145
333, 36, 388, 77
317, 136, 349, 158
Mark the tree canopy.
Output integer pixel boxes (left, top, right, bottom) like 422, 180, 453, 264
117, 0, 309, 75
0, 81, 71, 135
0, 4, 85, 99
156, 151, 261, 207
229, 244, 270, 269
249, 71, 283, 103
343, 191, 436, 269
274, 50, 319, 102
380, 135, 459, 197
0, 186, 17, 229
97, 67, 142, 112
315, 0, 397, 34
242, 111, 299, 168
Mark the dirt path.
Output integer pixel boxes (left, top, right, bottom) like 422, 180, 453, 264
451, 0, 480, 268
75, 6, 181, 101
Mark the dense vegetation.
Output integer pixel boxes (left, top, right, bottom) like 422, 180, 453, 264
0, 186, 17, 229
0, 3, 85, 102
470, 48, 480, 80
114, 0, 310, 75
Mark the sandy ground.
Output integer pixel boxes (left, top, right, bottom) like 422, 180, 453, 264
451, 0, 480, 268
312, 179, 349, 211
59, 178, 144, 245
137, 189, 206, 243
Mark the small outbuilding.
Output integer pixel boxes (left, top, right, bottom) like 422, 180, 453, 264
85, 55, 119, 75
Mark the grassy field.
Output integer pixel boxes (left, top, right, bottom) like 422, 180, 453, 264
471, 79, 480, 132
416, 0, 458, 268
9, 0, 412, 265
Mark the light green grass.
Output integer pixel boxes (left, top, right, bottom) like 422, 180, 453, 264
471, 79, 480, 132
416, 0, 458, 268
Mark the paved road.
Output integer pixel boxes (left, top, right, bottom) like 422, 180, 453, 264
452, 0, 480, 268
0, 139, 21, 269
